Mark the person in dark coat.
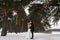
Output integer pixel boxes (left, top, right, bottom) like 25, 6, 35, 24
29, 21, 34, 39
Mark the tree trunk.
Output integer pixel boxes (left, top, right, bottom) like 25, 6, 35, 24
1, 7, 8, 36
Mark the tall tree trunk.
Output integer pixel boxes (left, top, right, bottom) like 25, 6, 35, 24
1, 7, 8, 36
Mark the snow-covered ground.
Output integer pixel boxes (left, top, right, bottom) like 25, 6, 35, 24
0, 32, 60, 40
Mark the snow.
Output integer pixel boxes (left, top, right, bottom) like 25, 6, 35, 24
31, 1, 44, 4
12, 11, 17, 16
51, 20, 60, 29
24, 0, 44, 16
0, 28, 2, 33
0, 32, 60, 40
52, 31, 60, 34
24, 7, 30, 16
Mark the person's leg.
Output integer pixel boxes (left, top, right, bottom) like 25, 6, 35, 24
32, 32, 34, 38
31, 32, 34, 39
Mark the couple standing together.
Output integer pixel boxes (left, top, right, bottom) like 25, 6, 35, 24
27, 20, 34, 39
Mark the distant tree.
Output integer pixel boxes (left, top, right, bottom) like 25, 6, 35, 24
0, 0, 33, 36
28, 0, 59, 32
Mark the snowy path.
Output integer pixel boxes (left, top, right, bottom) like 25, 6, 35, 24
0, 32, 60, 40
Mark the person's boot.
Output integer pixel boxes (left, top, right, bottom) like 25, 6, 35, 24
30, 38, 33, 39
